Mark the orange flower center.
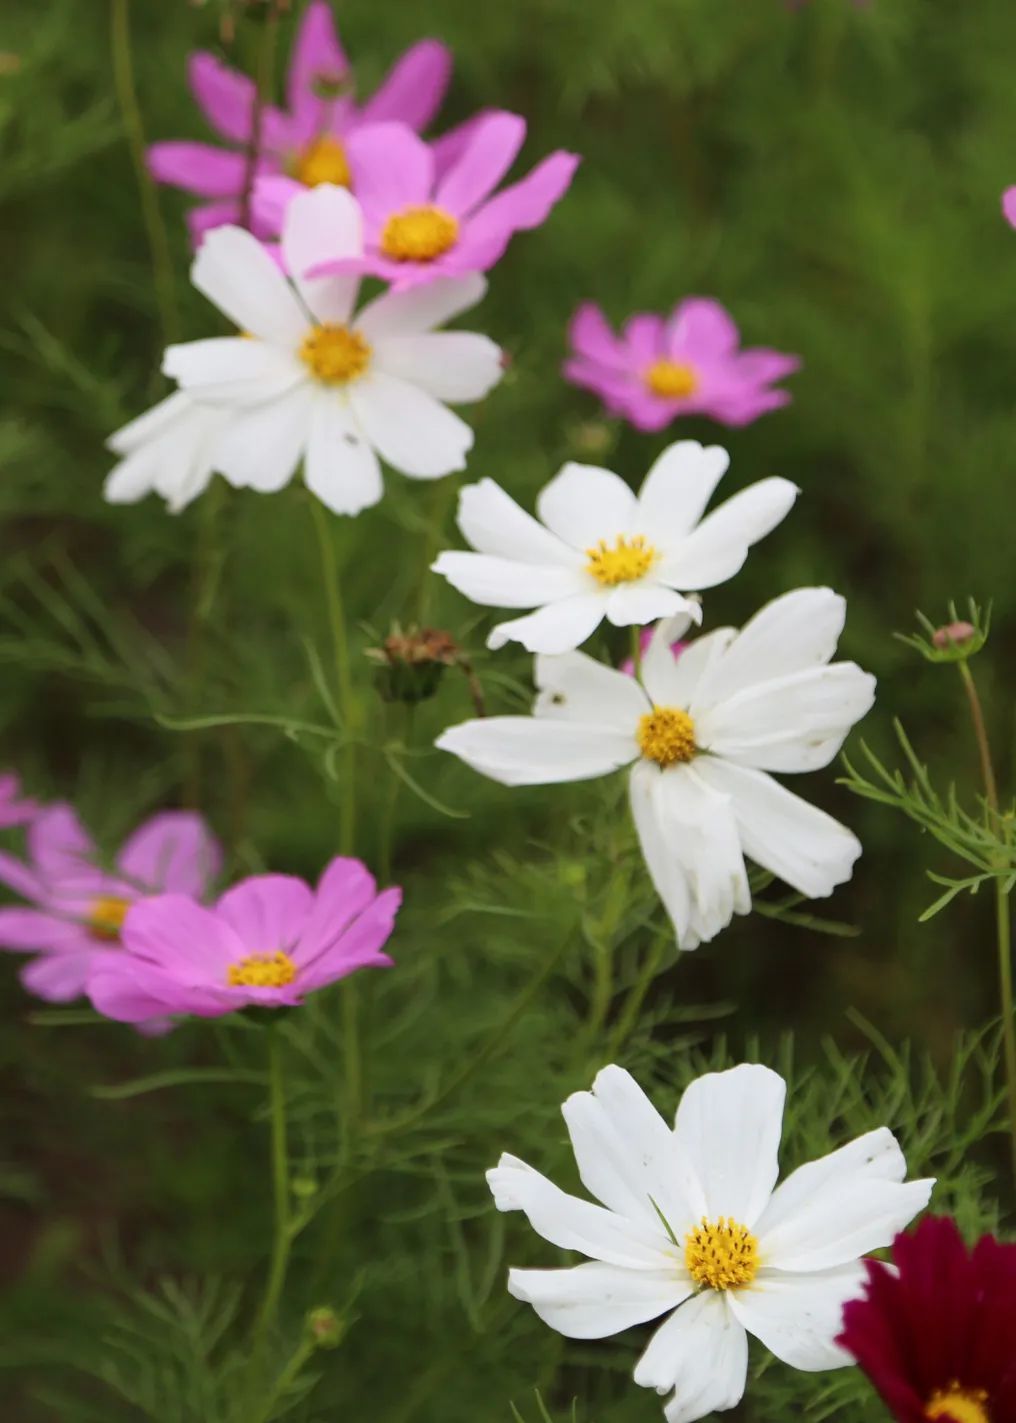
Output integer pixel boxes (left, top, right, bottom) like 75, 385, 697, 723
87, 895, 130, 941
637, 707, 697, 767
227, 951, 297, 989
299, 324, 371, 384
294, 134, 350, 188
925, 1386, 991, 1423
645, 359, 699, 399
380, 204, 459, 262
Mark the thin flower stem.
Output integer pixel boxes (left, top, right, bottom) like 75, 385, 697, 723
414, 478, 458, 623
247, 1334, 317, 1423
254, 1030, 292, 1345
630, 626, 643, 681
378, 703, 416, 882
309, 497, 356, 854
240, 0, 281, 231
109, 0, 178, 350
606, 929, 673, 1058
957, 660, 1016, 1183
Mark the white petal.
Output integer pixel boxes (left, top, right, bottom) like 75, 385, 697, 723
213, 387, 313, 492
561, 1065, 693, 1231
349, 371, 472, 477
432, 552, 588, 609
436, 715, 636, 786
508, 1263, 689, 1339
456, 478, 582, 565
537, 462, 638, 549
630, 762, 751, 950
487, 595, 608, 654
486, 1153, 668, 1268
673, 1063, 786, 1225
107, 390, 192, 454
605, 584, 700, 629
692, 758, 862, 900
163, 337, 305, 406
191, 225, 307, 347
755, 1130, 933, 1271
303, 391, 382, 516
281, 184, 362, 326
534, 651, 648, 732
642, 626, 736, 710
632, 441, 731, 540
355, 274, 487, 340
640, 1293, 747, 1422
695, 663, 876, 772
374, 332, 503, 402
695, 588, 847, 708
659, 478, 799, 589
104, 394, 222, 511
728, 1265, 866, 1370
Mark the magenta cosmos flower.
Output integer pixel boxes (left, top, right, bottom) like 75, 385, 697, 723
1003, 188, 1016, 229
564, 299, 800, 432
0, 772, 38, 829
148, 1, 453, 243
838, 1216, 1016, 1423
296, 111, 579, 291
87, 858, 400, 1022
0, 805, 221, 1003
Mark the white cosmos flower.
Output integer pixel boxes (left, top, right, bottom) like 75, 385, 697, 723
489, 1062, 934, 1423
436, 588, 875, 947
104, 391, 231, 514
431, 441, 798, 653
161, 184, 503, 516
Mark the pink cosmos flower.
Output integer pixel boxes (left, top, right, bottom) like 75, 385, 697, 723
564, 298, 800, 432
87, 858, 400, 1023
0, 772, 38, 829
147, 1, 454, 244
1003, 188, 1016, 229
0, 806, 221, 1004
293, 111, 579, 291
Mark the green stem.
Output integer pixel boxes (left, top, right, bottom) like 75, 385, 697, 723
254, 1031, 292, 1345
309, 497, 356, 854
414, 478, 458, 624
630, 626, 644, 682
957, 660, 1016, 1184
606, 930, 673, 1058
109, 0, 178, 350
240, 1, 281, 232
378, 704, 415, 882
248, 1335, 316, 1423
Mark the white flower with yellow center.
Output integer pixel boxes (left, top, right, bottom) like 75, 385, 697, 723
436, 588, 875, 947
161, 184, 503, 516
431, 442, 798, 653
489, 1063, 934, 1423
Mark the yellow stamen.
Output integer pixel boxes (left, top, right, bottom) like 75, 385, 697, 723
585, 534, 658, 587
380, 204, 459, 262
87, 895, 130, 941
684, 1217, 759, 1291
645, 359, 699, 400
293, 134, 350, 189
299, 324, 371, 384
227, 951, 297, 989
925, 1386, 991, 1423
638, 707, 697, 767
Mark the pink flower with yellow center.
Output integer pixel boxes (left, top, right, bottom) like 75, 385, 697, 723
86, 858, 400, 1023
0, 805, 221, 1004
147, 1, 456, 244
564, 299, 800, 432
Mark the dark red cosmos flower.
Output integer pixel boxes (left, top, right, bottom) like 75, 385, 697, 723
838, 1216, 1016, 1423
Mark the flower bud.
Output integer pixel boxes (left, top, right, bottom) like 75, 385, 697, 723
306, 1305, 344, 1350
367, 625, 460, 704
931, 620, 976, 650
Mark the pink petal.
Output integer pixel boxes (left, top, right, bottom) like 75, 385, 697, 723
88, 952, 227, 1023
705, 389, 793, 426
286, 0, 352, 146
345, 122, 436, 225
251, 173, 305, 239
0, 772, 38, 828
562, 356, 636, 410
188, 52, 256, 146
666, 298, 741, 359
0, 848, 45, 901
116, 811, 223, 897
567, 303, 629, 372
147, 141, 248, 198
297, 886, 401, 992
359, 39, 452, 132
434, 111, 526, 217
464, 150, 579, 245
431, 111, 496, 177
293, 855, 381, 966
622, 313, 666, 365
187, 199, 245, 244
28, 805, 96, 887
0, 908, 89, 952
732, 349, 801, 384
1003, 186, 1016, 229
216, 874, 314, 953
121, 894, 242, 979
21, 950, 96, 1004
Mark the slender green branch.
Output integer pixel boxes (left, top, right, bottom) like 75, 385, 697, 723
254, 1031, 293, 1346
309, 497, 356, 854
240, 0, 281, 231
109, 0, 178, 349
630, 626, 643, 682
247, 1333, 316, 1423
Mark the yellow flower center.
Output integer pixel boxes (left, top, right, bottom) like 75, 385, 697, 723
87, 895, 130, 941
380, 204, 459, 262
684, 1217, 759, 1291
925, 1386, 991, 1423
299, 324, 371, 384
293, 134, 351, 188
227, 951, 297, 989
645, 359, 699, 400
585, 534, 658, 587
638, 707, 697, 767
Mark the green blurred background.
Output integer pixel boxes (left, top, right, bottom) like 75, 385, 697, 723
1, 0, 1015, 1417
